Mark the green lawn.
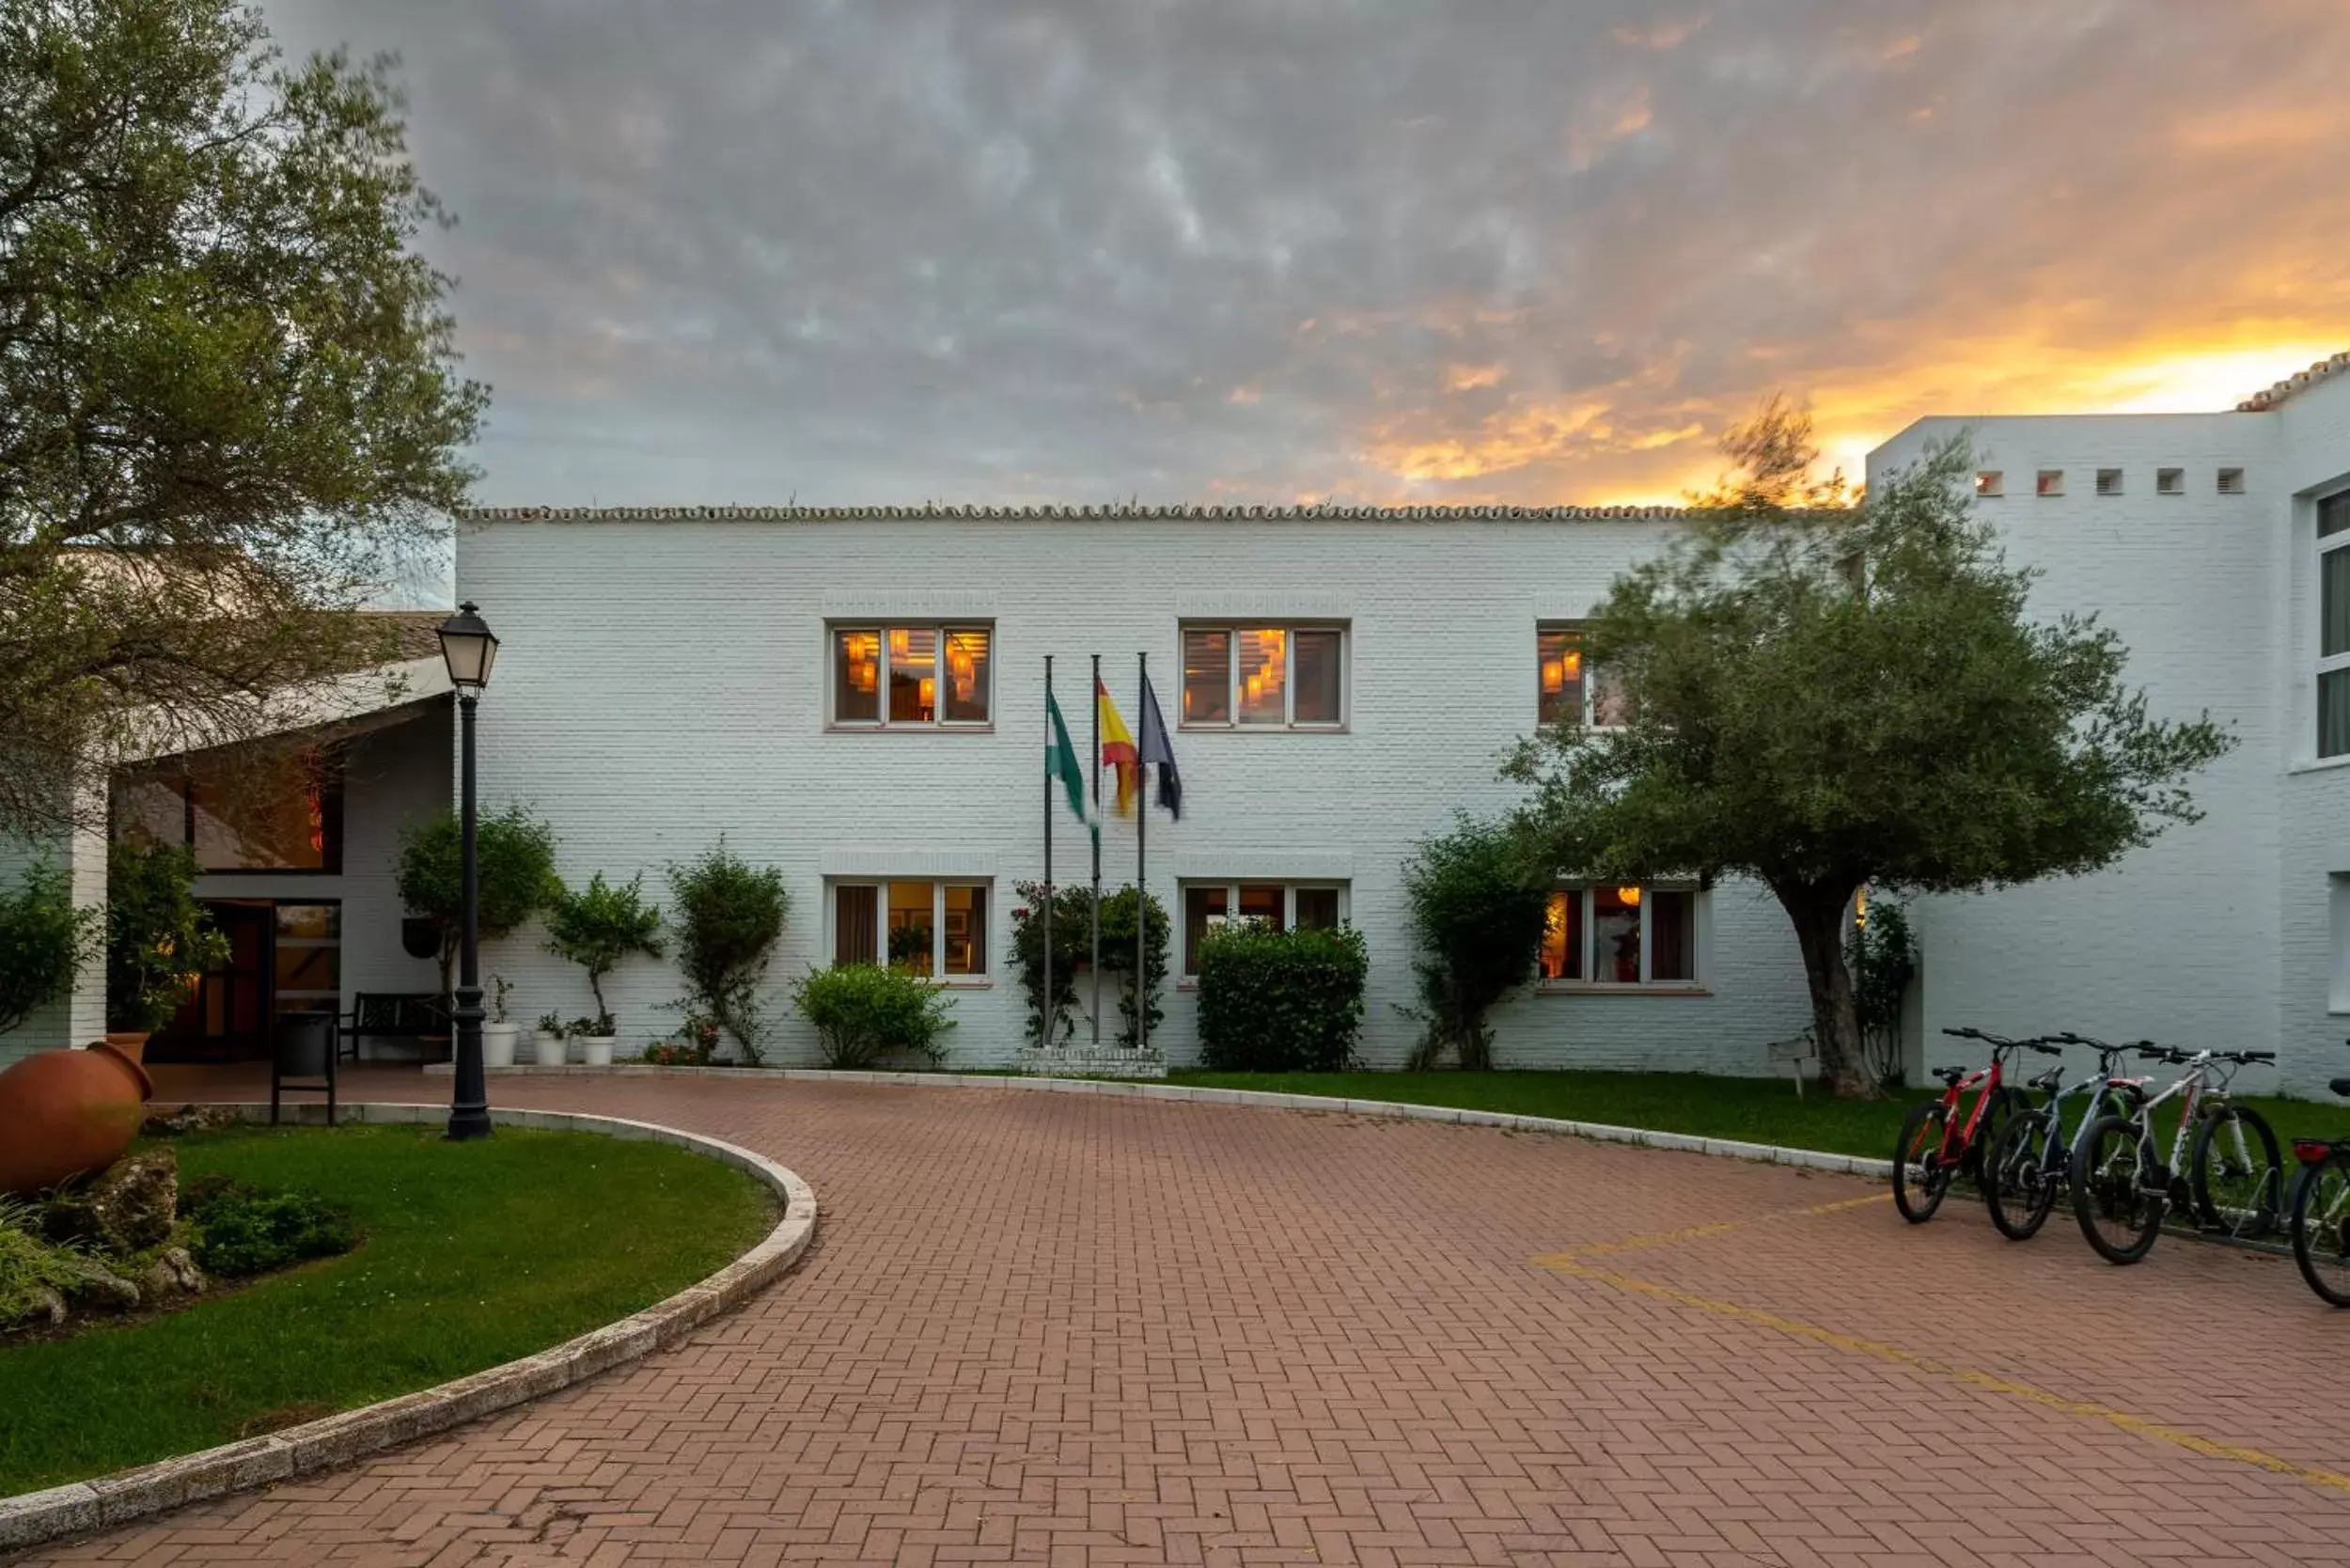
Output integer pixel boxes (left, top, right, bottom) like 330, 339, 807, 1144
1167, 1069, 2350, 1161
0, 1123, 774, 1496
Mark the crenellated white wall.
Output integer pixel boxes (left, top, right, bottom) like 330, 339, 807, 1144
456, 512, 1816, 1071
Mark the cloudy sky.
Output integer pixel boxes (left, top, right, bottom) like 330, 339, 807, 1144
268, 0, 2350, 510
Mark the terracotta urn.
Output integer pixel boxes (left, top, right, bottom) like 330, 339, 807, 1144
103, 1030, 151, 1064
0, 1042, 156, 1198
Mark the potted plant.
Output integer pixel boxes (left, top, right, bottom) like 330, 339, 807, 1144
103, 839, 230, 1058
543, 872, 664, 1068
534, 1011, 567, 1067
481, 975, 518, 1068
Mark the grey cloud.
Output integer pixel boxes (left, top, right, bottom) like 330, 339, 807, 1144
261, 0, 2350, 508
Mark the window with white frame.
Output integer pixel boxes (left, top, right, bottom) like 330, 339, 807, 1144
830, 624, 993, 726
1538, 885, 1699, 987
1179, 624, 1345, 728
1181, 880, 1346, 974
831, 879, 990, 979
2320, 491, 2350, 758
1536, 624, 1632, 727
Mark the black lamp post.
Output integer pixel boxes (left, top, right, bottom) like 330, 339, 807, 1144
435, 601, 499, 1141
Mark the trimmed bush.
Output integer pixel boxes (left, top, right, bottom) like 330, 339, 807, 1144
1196, 923, 1369, 1073
667, 840, 789, 1065
396, 806, 562, 997
183, 1181, 357, 1278
1401, 816, 1552, 1070
790, 964, 957, 1069
543, 871, 664, 1031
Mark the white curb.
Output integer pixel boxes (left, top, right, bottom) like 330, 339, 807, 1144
0, 1103, 816, 1554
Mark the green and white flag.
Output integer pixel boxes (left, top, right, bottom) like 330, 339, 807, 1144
1047, 690, 1094, 839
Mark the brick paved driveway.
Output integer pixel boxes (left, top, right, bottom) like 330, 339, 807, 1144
17, 1069, 2350, 1567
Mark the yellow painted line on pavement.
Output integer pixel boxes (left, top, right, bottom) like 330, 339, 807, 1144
1532, 1198, 2350, 1497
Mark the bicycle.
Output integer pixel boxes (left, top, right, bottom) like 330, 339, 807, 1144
1892, 1027, 2050, 1224
2285, 1048, 2350, 1308
1981, 1032, 2149, 1242
2069, 1044, 2282, 1264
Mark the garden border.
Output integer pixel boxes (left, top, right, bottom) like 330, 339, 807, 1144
0, 1102, 818, 1554
425, 1061, 1900, 1181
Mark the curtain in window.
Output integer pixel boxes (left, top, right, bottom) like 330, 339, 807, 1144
835, 886, 877, 965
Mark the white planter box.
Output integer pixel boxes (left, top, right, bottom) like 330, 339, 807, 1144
580, 1036, 616, 1068
536, 1034, 569, 1066
481, 1024, 519, 1069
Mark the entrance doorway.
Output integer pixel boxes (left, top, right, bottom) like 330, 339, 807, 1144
149, 900, 343, 1063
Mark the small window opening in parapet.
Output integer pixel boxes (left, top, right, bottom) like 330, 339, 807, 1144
2096, 469, 2123, 497
2037, 470, 2065, 497
1975, 471, 2003, 498
2218, 467, 2247, 495
2157, 468, 2185, 495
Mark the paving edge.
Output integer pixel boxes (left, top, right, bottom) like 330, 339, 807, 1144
0, 1102, 818, 1555
421, 1060, 1898, 1182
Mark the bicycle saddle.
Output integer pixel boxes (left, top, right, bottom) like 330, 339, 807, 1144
2028, 1067, 2062, 1091
1932, 1066, 1967, 1086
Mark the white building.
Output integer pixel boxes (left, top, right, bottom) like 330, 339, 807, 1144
7, 352, 2349, 1091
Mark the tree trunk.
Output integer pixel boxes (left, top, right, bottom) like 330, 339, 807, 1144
1778, 880, 1877, 1098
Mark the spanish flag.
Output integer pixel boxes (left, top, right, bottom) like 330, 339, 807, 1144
1097, 678, 1138, 813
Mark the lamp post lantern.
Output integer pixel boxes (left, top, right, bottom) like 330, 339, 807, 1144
436, 602, 499, 1141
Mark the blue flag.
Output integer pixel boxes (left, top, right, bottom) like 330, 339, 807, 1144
1137, 669, 1183, 820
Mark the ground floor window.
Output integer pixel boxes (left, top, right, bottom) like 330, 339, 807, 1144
1539, 886, 1697, 986
1181, 880, 1347, 974
272, 902, 342, 1022
831, 879, 989, 979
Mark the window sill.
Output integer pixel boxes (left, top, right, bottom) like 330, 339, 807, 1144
1537, 983, 1712, 997
2288, 754, 2350, 777
824, 724, 996, 734
1177, 724, 1351, 735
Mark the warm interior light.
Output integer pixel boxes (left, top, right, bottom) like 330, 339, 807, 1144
918, 677, 935, 707
888, 627, 910, 659
1542, 660, 1564, 695
1615, 886, 1642, 906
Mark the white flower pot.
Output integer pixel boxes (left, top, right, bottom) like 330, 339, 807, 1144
536, 1034, 568, 1066
580, 1036, 615, 1068
481, 1023, 518, 1069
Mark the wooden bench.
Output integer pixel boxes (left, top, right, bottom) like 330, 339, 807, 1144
340, 992, 450, 1063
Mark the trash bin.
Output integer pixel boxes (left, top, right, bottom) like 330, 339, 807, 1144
275, 1013, 335, 1078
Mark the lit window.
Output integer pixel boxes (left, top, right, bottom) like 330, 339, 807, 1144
2157, 468, 2185, 496
1537, 624, 1631, 727
830, 879, 989, 979
2219, 467, 2247, 495
114, 748, 345, 872
2036, 470, 2065, 497
2096, 469, 2123, 497
1180, 624, 1345, 729
2319, 491, 2350, 759
1182, 881, 1348, 974
830, 624, 991, 727
1974, 471, 2004, 499
1538, 886, 1699, 987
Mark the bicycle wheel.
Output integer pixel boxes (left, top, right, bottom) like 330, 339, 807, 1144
2290, 1152, 2350, 1308
2191, 1105, 2283, 1239
1984, 1110, 2059, 1241
1892, 1100, 1952, 1224
2070, 1113, 2164, 1263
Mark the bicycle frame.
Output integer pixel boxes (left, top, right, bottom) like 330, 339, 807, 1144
1931, 1056, 2007, 1164
2118, 1051, 2238, 1185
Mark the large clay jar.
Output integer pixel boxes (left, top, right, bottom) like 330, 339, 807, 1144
0, 1042, 155, 1198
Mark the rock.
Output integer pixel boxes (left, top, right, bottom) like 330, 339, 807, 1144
141, 1105, 243, 1137
85, 1146, 178, 1253
32, 1285, 67, 1326
57, 1251, 140, 1312
140, 1246, 208, 1300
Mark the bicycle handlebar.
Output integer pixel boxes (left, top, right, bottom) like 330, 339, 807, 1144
1939, 1027, 2058, 1053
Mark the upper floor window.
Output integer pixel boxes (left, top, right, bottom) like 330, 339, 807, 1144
2320, 492, 2350, 758
1539, 885, 1698, 987
832, 879, 989, 979
1181, 880, 1347, 974
1536, 624, 1631, 728
114, 747, 345, 873
831, 624, 992, 727
1180, 624, 1344, 729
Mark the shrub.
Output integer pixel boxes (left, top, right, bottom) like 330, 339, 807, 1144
543, 871, 664, 1031
790, 964, 956, 1070
643, 1015, 722, 1065
0, 1201, 83, 1328
1848, 897, 1919, 1088
396, 806, 563, 997
1010, 883, 1172, 1050
1196, 923, 1369, 1073
1401, 817, 1553, 1070
0, 862, 100, 1037
184, 1182, 357, 1278
105, 839, 230, 1032
667, 840, 788, 1065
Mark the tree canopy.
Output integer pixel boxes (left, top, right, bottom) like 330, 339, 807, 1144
1508, 402, 2232, 1095
0, 0, 486, 836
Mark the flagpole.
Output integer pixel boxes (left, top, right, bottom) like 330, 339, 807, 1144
1136, 650, 1148, 1058
1090, 653, 1102, 1045
1042, 654, 1054, 1051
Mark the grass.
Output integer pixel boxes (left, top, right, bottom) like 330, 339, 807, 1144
1165, 1069, 2350, 1161
0, 1123, 774, 1497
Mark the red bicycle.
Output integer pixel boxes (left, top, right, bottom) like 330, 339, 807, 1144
1893, 1027, 2056, 1223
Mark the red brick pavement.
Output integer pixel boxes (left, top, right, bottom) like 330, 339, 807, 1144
14, 1067, 2350, 1567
